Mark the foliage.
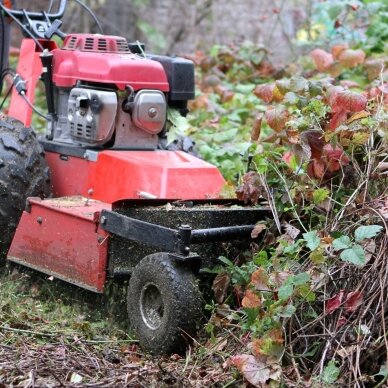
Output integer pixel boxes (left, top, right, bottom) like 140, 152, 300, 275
185, 7, 387, 383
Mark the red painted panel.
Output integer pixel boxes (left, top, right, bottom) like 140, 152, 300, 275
8, 39, 58, 127
7, 197, 110, 292
45, 150, 226, 203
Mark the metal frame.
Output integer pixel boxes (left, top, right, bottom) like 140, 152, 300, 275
99, 209, 256, 256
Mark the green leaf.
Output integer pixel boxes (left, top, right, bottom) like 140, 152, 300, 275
298, 283, 316, 302
293, 272, 310, 286
354, 225, 383, 242
340, 244, 366, 266
312, 188, 330, 204
278, 304, 296, 318
303, 231, 320, 251
321, 360, 340, 384
278, 283, 294, 301
309, 249, 325, 264
166, 108, 190, 144
332, 235, 352, 251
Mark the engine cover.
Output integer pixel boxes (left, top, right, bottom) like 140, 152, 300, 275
52, 34, 170, 92
68, 87, 117, 145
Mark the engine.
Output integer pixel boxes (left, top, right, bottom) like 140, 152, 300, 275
50, 34, 194, 149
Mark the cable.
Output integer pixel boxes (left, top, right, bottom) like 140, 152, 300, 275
71, 0, 103, 34
20, 91, 48, 120
0, 4, 44, 51
48, 0, 55, 13
0, 84, 12, 110
0, 9, 6, 93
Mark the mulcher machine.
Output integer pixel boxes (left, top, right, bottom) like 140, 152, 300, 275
0, 0, 266, 354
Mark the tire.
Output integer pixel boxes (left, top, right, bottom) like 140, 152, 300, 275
127, 253, 203, 355
0, 117, 51, 258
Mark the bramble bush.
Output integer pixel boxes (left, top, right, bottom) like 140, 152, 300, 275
185, 2, 387, 385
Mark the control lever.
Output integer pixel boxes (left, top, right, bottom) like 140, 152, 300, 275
44, 19, 66, 40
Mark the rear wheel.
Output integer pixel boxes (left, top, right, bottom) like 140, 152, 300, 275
0, 117, 51, 258
127, 253, 203, 355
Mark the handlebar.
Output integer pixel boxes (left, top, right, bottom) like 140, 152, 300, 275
4, 0, 66, 20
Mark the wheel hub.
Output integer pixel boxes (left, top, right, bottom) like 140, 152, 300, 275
140, 282, 164, 330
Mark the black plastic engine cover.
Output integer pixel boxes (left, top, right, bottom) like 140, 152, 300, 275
147, 54, 195, 102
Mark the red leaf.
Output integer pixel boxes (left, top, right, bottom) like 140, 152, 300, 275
338, 49, 366, 68
265, 107, 289, 132
242, 289, 261, 308
345, 290, 363, 313
322, 144, 349, 172
326, 290, 363, 315
231, 354, 270, 386
282, 151, 294, 165
308, 159, 326, 179
326, 291, 344, 314
331, 44, 348, 60
310, 49, 333, 72
329, 110, 348, 130
326, 85, 345, 107
302, 131, 324, 159
254, 83, 275, 103
331, 90, 367, 113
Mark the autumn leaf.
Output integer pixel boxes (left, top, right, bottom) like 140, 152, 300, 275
265, 106, 289, 132
254, 83, 275, 103
329, 110, 348, 130
326, 85, 345, 107
308, 159, 326, 179
331, 43, 348, 60
338, 49, 366, 68
236, 172, 263, 205
326, 61, 342, 77
310, 49, 333, 72
242, 289, 261, 308
326, 291, 344, 314
251, 113, 263, 142
231, 354, 270, 386
345, 291, 363, 313
364, 59, 385, 81
346, 110, 370, 124
331, 90, 367, 113
251, 223, 267, 239
250, 268, 270, 291
322, 144, 349, 172
212, 272, 231, 304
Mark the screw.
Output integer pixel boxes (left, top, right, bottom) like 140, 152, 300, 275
37, 217, 43, 224
148, 107, 157, 118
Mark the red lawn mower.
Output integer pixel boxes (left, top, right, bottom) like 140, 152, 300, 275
0, 0, 266, 354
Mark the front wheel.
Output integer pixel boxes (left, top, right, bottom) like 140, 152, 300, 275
127, 253, 203, 355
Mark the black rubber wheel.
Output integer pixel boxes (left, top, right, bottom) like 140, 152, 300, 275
0, 117, 51, 258
127, 253, 203, 355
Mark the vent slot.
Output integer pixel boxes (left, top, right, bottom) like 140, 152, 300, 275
98, 39, 108, 51
84, 37, 94, 50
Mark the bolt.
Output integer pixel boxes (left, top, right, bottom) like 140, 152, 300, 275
100, 216, 106, 225
148, 107, 157, 118
37, 217, 43, 224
